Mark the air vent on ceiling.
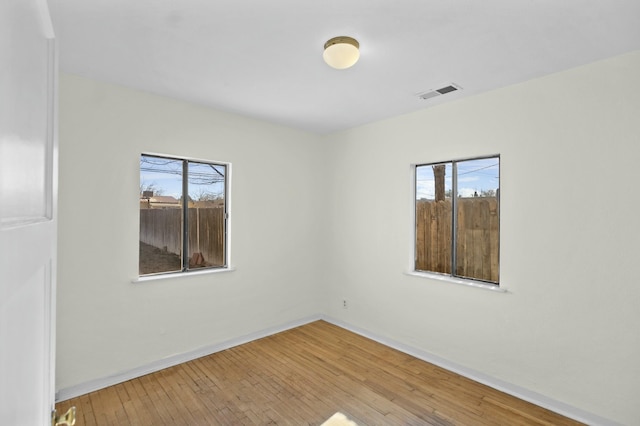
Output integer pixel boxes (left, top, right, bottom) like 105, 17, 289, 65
417, 84, 461, 100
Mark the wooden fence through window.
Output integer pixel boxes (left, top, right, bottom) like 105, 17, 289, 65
416, 197, 499, 283
139, 208, 225, 268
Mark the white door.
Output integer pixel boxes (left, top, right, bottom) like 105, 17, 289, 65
0, 0, 58, 425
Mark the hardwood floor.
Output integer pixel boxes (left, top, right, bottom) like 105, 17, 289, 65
55, 321, 582, 425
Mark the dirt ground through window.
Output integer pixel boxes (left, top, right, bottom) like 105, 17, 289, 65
139, 241, 181, 275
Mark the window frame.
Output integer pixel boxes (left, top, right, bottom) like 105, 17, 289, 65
138, 152, 231, 279
410, 154, 501, 289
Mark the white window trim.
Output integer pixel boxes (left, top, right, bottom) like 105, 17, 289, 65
133, 266, 236, 283
403, 270, 507, 293
137, 152, 232, 280
408, 161, 505, 293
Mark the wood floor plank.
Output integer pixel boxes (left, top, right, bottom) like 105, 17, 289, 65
56, 320, 583, 425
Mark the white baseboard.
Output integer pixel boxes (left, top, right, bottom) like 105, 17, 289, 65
320, 315, 619, 426
56, 313, 618, 426
55, 314, 321, 402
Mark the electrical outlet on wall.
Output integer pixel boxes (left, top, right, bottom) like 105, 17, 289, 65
343, 299, 348, 309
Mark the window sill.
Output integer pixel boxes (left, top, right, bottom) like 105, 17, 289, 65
133, 266, 236, 283
404, 270, 507, 293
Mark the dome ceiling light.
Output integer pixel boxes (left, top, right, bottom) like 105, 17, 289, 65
323, 36, 360, 70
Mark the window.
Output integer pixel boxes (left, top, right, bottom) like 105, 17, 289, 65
139, 154, 228, 276
415, 156, 500, 284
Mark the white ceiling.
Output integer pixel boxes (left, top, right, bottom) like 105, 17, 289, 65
48, 0, 640, 134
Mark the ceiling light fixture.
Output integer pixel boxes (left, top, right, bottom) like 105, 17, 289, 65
323, 36, 360, 70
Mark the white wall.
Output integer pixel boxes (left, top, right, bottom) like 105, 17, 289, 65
57, 50, 640, 424
323, 50, 640, 424
56, 74, 327, 391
